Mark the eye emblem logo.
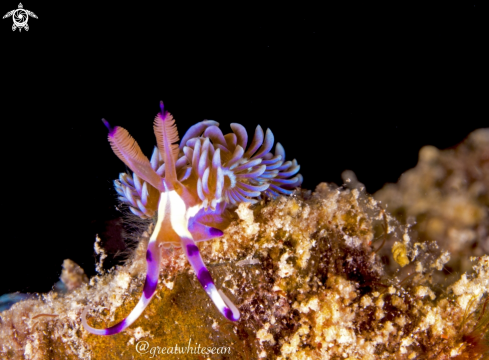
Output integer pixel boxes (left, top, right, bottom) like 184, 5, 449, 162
3, 3, 38, 32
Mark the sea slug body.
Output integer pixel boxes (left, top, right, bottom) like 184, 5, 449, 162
82, 102, 302, 335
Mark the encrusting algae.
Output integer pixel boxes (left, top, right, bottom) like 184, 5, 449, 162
375, 129, 489, 279
0, 183, 487, 359
1, 124, 488, 359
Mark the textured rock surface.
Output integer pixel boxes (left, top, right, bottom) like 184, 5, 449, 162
1, 130, 489, 359
375, 129, 489, 278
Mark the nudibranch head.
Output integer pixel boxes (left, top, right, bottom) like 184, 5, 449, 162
82, 101, 302, 335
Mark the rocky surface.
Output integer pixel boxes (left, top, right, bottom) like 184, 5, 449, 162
1, 130, 489, 359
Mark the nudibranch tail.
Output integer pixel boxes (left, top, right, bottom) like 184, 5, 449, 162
181, 236, 240, 321
82, 238, 161, 335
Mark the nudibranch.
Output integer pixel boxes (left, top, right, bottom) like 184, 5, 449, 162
82, 102, 302, 335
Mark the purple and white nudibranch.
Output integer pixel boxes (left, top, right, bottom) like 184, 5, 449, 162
82, 102, 302, 335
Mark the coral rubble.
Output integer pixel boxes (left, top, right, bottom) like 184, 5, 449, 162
375, 129, 489, 278
1, 131, 489, 359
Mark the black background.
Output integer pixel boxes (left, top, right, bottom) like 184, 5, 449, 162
0, 3, 485, 296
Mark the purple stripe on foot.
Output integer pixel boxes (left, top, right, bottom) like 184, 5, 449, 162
186, 244, 199, 257
143, 277, 158, 298
146, 250, 153, 262
104, 320, 128, 335
197, 268, 213, 289
209, 227, 223, 237
223, 307, 236, 321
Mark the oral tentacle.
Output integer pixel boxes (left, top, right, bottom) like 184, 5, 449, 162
82, 238, 161, 335
181, 236, 240, 321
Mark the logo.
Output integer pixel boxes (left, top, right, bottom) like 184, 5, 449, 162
3, 3, 37, 32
